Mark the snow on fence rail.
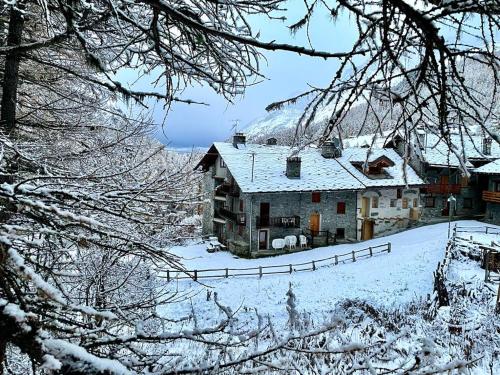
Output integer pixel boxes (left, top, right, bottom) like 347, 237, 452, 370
161, 242, 391, 281
453, 225, 500, 235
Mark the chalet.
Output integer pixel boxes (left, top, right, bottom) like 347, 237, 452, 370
475, 159, 500, 223
390, 131, 500, 221
196, 134, 425, 256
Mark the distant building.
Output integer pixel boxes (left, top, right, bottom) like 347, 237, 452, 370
196, 134, 425, 257
389, 131, 500, 222
475, 159, 500, 223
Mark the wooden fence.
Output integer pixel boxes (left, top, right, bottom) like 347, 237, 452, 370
426, 240, 454, 319
453, 225, 500, 236
161, 242, 391, 281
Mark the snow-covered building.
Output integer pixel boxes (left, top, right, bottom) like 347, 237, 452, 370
389, 131, 500, 221
475, 159, 500, 223
196, 134, 425, 256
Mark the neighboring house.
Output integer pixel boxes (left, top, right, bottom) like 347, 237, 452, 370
196, 134, 425, 257
388, 131, 500, 221
475, 159, 500, 223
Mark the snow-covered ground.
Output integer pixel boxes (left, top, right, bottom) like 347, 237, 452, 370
160, 220, 498, 329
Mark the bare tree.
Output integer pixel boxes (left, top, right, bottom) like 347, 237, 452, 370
267, 0, 499, 154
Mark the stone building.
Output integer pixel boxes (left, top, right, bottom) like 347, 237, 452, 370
388, 131, 500, 222
475, 159, 500, 223
196, 134, 425, 257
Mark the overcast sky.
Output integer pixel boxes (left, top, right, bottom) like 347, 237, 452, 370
125, 4, 356, 148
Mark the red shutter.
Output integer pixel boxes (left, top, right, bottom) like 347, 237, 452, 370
337, 202, 346, 214
312, 192, 321, 203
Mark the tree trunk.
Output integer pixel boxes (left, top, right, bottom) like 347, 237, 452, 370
1, 6, 25, 132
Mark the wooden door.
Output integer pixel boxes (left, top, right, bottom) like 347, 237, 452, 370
441, 198, 449, 216
260, 202, 270, 227
440, 175, 449, 185
309, 213, 320, 235
258, 230, 268, 250
361, 197, 370, 218
361, 219, 374, 240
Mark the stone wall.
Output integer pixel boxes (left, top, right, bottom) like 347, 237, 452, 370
238, 190, 358, 254
201, 165, 215, 236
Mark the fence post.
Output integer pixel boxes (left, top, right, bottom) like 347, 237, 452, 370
335, 255, 338, 265
259, 266, 263, 278
486, 227, 489, 234
387, 242, 391, 253
352, 251, 356, 262
312, 261, 316, 271
289, 264, 292, 274
167, 270, 170, 282
369, 247, 372, 257
194, 270, 198, 282
225, 268, 228, 278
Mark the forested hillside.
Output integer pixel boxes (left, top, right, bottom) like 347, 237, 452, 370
245, 56, 500, 146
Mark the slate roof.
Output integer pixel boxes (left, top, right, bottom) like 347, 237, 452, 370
418, 134, 500, 168
203, 142, 425, 193
475, 159, 500, 174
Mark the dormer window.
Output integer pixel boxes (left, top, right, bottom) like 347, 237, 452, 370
220, 158, 226, 168
352, 156, 395, 179
482, 137, 492, 155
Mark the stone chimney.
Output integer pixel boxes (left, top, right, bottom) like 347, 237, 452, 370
321, 138, 342, 158
232, 132, 246, 148
286, 156, 301, 179
266, 137, 277, 146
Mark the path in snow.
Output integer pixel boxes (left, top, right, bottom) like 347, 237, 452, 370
161, 220, 499, 327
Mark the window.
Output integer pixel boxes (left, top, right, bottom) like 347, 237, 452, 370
402, 198, 409, 209
227, 222, 233, 232
219, 158, 226, 168
371, 196, 379, 209
312, 191, 321, 203
397, 189, 402, 199
425, 197, 436, 208
239, 199, 244, 212
413, 198, 418, 208
494, 181, 500, 192
390, 199, 397, 208
463, 198, 473, 209
336, 228, 345, 239
337, 202, 346, 214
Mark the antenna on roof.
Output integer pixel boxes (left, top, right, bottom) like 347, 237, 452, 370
231, 119, 240, 133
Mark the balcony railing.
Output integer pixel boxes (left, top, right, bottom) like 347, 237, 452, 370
483, 190, 500, 203
217, 207, 246, 225
256, 215, 300, 229
215, 182, 240, 197
424, 184, 461, 194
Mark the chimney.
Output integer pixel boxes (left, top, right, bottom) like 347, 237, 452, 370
321, 138, 342, 158
266, 137, 277, 146
286, 156, 301, 179
232, 132, 246, 148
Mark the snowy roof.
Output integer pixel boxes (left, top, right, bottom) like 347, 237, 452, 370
475, 159, 500, 174
345, 131, 500, 168
418, 134, 500, 168
200, 142, 424, 193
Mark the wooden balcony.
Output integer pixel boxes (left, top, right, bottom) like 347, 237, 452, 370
215, 182, 240, 197
424, 184, 461, 194
256, 216, 300, 229
217, 207, 246, 225
482, 190, 500, 203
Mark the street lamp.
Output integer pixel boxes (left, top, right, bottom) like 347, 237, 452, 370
447, 194, 457, 238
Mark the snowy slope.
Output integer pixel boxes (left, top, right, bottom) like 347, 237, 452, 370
160, 221, 497, 329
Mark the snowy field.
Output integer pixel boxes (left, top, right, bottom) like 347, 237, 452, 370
160, 220, 498, 328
